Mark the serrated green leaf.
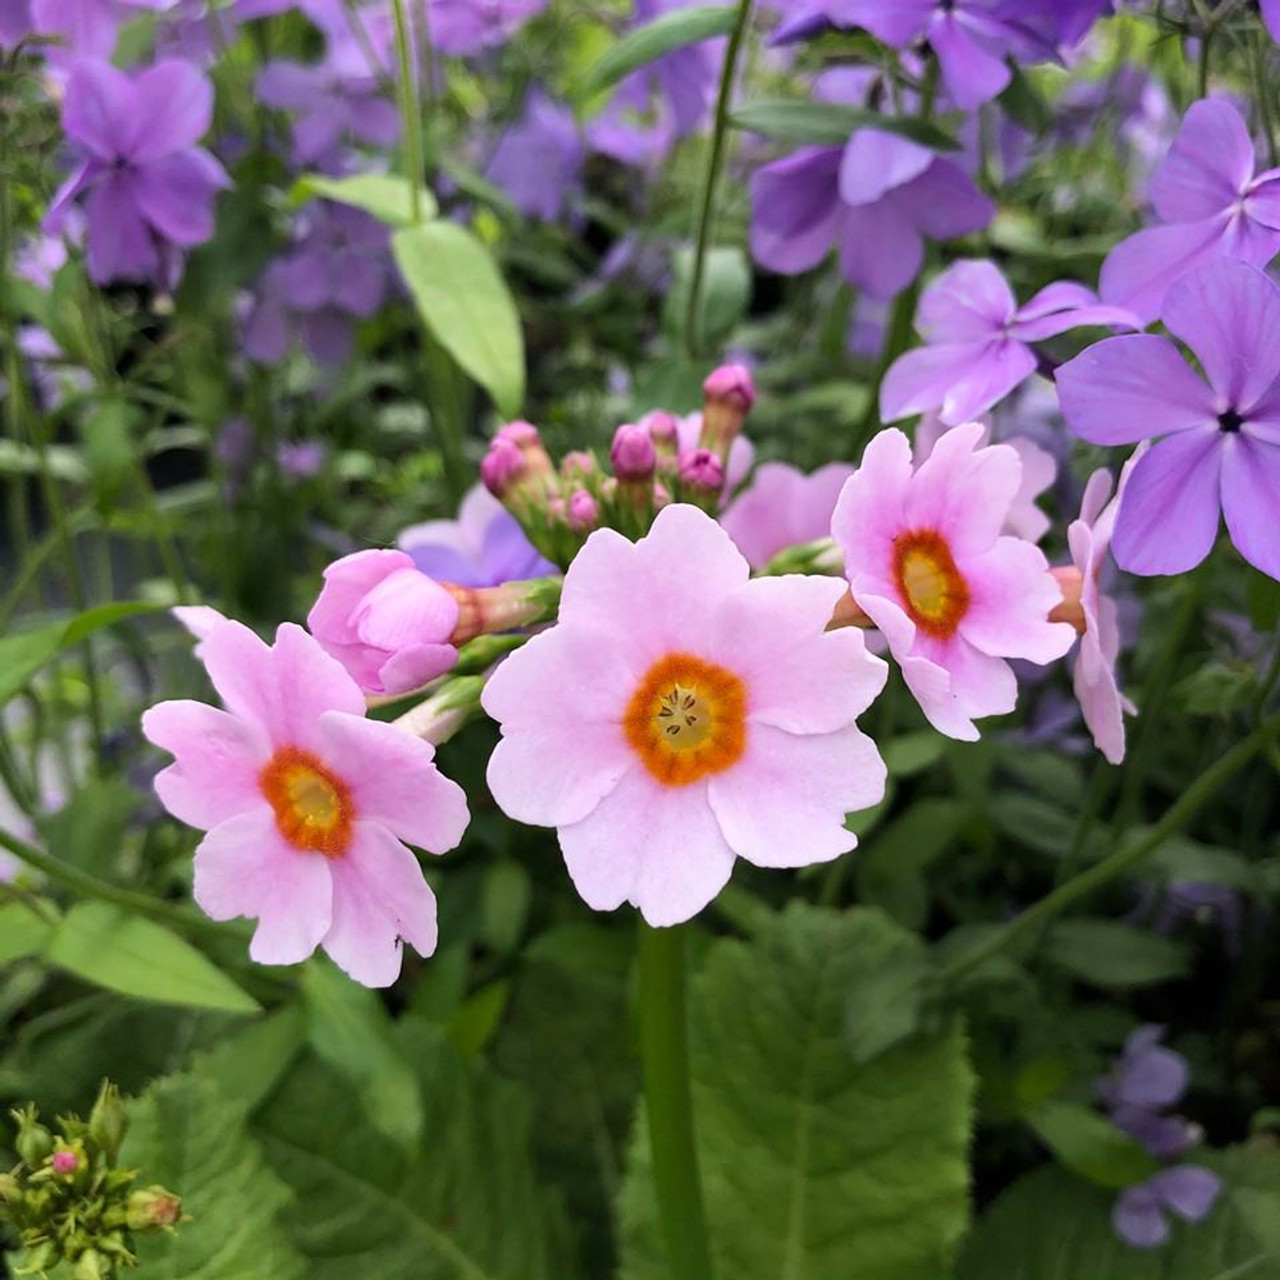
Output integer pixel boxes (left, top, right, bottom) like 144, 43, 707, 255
580, 6, 736, 96
292, 172, 438, 226
254, 1019, 574, 1278
959, 1145, 1280, 1280
620, 904, 974, 1280
1024, 1099, 1160, 1190
1043, 919, 1191, 989
46, 903, 260, 1014
392, 222, 525, 416
731, 99, 961, 151
0, 899, 57, 964
123, 1073, 309, 1280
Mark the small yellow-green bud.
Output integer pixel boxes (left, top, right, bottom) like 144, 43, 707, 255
88, 1081, 128, 1163
72, 1247, 109, 1280
0, 1171, 21, 1203
12, 1106, 53, 1166
126, 1185, 182, 1231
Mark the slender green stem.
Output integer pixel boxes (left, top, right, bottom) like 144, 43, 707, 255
684, 0, 754, 358
637, 921, 715, 1280
943, 712, 1280, 985
390, 0, 425, 225
0, 825, 232, 940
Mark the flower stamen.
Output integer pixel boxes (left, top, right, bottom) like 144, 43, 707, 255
893, 529, 970, 638
259, 747, 354, 856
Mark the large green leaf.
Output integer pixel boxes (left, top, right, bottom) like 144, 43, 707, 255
1043, 919, 1191, 989
392, 221, 525, 417
123, 1073, 309, 1280
46, 903, 260, 1014
731, 99, 961, 151
580, 6, 736, 96
253, 1019, 574, 1278
959, 1145, 1280, 1280
620, 904, 974, 1280
291, 173, 438, 226
0, 899, 57, 964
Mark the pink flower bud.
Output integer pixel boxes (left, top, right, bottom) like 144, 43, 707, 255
678, 447, 725, 493
51, 1150, 80, 1175
560, 450, 598, 483
481, 437, 527, 498
610, 423, 656, 481
643, 410, 680, 448
497, 419, 541, 449
703, 363, 756, 411
653, 482, 672, 510
568, 489, 600, 533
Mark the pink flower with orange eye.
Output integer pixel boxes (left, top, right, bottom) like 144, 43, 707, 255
481, 504, 888, 926
142, 614, 469, 986
831, 423, 1075, 741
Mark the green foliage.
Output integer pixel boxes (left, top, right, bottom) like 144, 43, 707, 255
579, 6, 738, 96
730, 99, 962, 151
1023, 1099, 1160, 1190
291, 173, 439, 226
959, 1145, 1280, 1280
0, 899, 55, 964
620, 904, 974, 1280
1042, 919, 1191, 988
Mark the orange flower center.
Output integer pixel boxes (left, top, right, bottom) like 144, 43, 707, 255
623, 652, 747, 787
259, 747, 353, 856
893, 530, 969, 638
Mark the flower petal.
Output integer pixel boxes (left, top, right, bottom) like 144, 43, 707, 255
62, 58, 135, 160
831, 427, 915, 591
1221, 433, 1280, 581
131, 150, 225, 246
838, 127, 933, 207
959, 537, 1076, 664
884, 338, 1037, 427
748, 146, 842, 275
837, 198, 923, 301
85, 172, 156, 285
1098, 216, 1230, 327
1150, 99, 1254, 224
915, 259, 1015, 341
127, 59, 214, 161
930, 11, 1010, 109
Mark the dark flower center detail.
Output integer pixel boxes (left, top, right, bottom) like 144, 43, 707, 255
1218, 409, 1244, 434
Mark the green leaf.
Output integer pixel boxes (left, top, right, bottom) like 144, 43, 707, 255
46, 903, 260, 1014
664, 246, 751, 348
80, 397, 139, 510
198, 1006, 308, 1115
123, 1073, 309, 1280
254, 1019, 574, 1278
392, 221, 525, 417
883, 732, 947, 778
291, 172, 438, 226
580, 6, 736, 96
300, 959, 423, 1152
1024, 1099, 1159, 1190
731, 99, 961, 151
0, 899, 57, 964
959, 1145, 1280, 1280
36, 777, 139, 878
856, 798, 967, 930
0, 601, 162, 706
1043, 919, 1191, 989
620, 904, 974, 1280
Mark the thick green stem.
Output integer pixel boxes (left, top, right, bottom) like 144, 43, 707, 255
390, 0, 425, 225
684, 0, 754, 358
944, 712, 1280, 985
637, 921, 714, 1280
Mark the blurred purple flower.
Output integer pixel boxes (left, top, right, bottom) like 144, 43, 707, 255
241, 201, 392, 366
430, 0, 546, 55
1057, 258, 1280, 582
277, 439, 328, 477
750, 134, 993, 300
719, 461, 853, 569
17, 325, 91, 411
14, 222, 76, 289
881, 259, 1137, 426
1154, 881, 1247, 958
1264, 0, 1280, 43
1099, 99, 1280, 324
397, 484, 554, 587
487, 92, 584, 221
0, 0, 33, 45
1113, 1167, 1221, 1249
30, 0, 180, 59
1098, 1026, 1190, 1139
45, 58, 229, 287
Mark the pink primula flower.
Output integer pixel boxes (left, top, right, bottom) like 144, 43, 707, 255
720, 460, 854, 569
1068, 451, 1143, 765
142, 614, 469, 986
308, 549, 461, 697
832, 423, 1075, 740
481, 504, 888, 926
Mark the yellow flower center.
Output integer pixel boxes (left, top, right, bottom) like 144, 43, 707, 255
624, 652, 747, 787
259, 747, 353, 856
893, 530, 969, 638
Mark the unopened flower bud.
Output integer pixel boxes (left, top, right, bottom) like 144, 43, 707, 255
127, 1186, 183, 1232
610, 424, 656, 481
51, 1149, 81, 1176
698, 363, 755, 462
88, 1081, 128, 1163
496, 419, 540, 448
642, 411, 680, 475
13, 1106, 52, 1166
678, 448, 725, 502
496, 420, 556, 489
567, 489, 599, 533
653, 481, 671, 510
560, 450, 597, 484
0, 1172, 21, 1204
73, 1248, 108, 1280
480, 436, 526, 499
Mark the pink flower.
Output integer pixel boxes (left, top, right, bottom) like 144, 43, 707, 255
142, 615, 469, 986
1069, 452, 1142, 764
307, 550, 461, 697
832, 424, 1075, 740
720, 460, 853, 569
481, 504, 888, 926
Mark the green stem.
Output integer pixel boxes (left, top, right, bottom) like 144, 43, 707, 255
390, 0, 425, 225
684, 0, 754, 358
0, 825, 232, 941
637, 921, 715, 1280
943, 712, 1280, 985
422, 330, 468, 502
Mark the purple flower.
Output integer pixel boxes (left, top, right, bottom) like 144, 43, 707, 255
1057, 258, 1280, 582
397, 485, 554, 588
486, 92, 584, 221
720, 461, 853, 569
1265, 0, 1280, 43
277, 440, 328, 477
30, 0, 180, 59
45, 58, 229, 287
750, 134, 993, 300
1099, 99, 1280, 324
0, 0, 33, 46
430, 0, 546, 55
1098, 1025, 1189, 1117
1113, 1167, 1221, 1249
881, 259, 1137, 426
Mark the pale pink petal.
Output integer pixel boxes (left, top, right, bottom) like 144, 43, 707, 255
1004, 436, 1056, 543
351, 566, 459, 651
709, 575, 888, 732
719, 462, 808, 568
913, 631, 1019, 736
314, 711, 469, 852
959, 537, 1076, 663
142, 699, 268, 831
322, 821, 437, 987
557, 769, 736, 926
831, 428, 914, 589
708, 723, 884, 868
308, 548, 416, 645
376, 644, 458, 695
171, 604, 226, 642
192, 808, 332, 965
1075, 612, 1127, 766
1221, 434, 1280, 581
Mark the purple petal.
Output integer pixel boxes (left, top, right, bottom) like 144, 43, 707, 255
85, 172, 156, 284
1011, 302, 1141, 342
255, 59, 323, 110
1113, 1184, 1169, 1249
1099, 216, 1231, 327
896, 159, 996, 240
44, 159, 98, 232
838, 128, 934, 207
1112, 429, 1223, 576
127, 60, 214, 161
838, 199, 922, 300
1221, 435, 1280, 581
826, 0, 932, 45
916, 259, 1014, 342
62, 58, 136, 160
301, 308, 353, 366
1243, 170, 1280, 231
1151, 1166, 1222, 1223
31, 0, 118, 56
241, 297, 290, 363
930, 11, 1011, 110
1150, 99, 1254, 224
749, 147, 843, 275
1162, 260, 1280, 412
881, 338, 1035, 425
1265, 0, 1280, 40
131, 150, 224, 246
